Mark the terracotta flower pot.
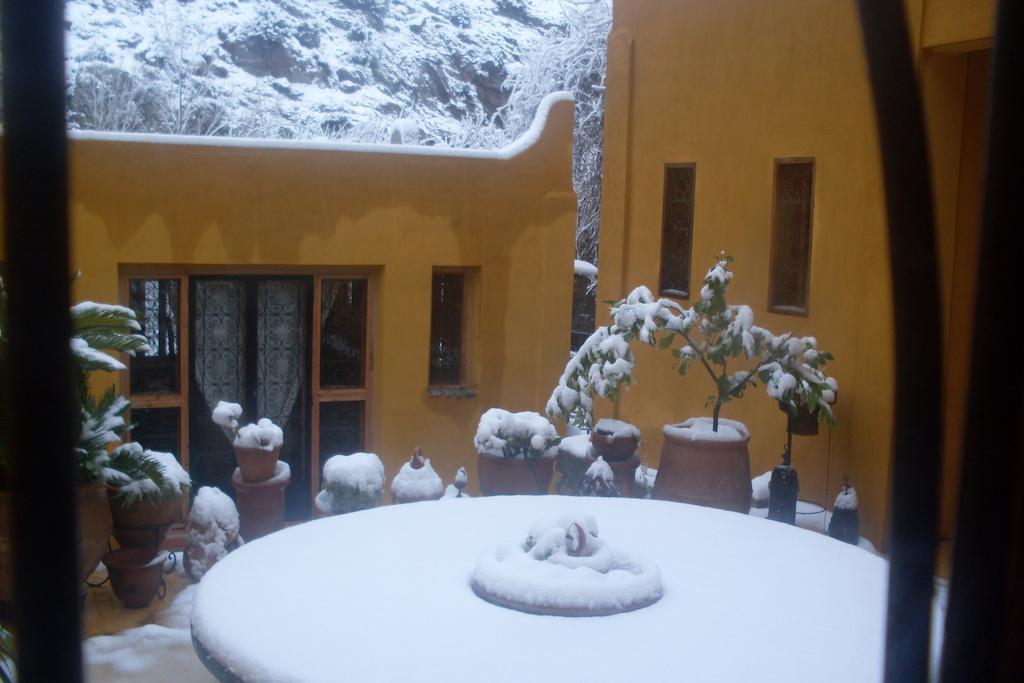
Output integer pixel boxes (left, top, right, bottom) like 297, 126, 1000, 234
607, 456, 640, 498
234, 444, 281, 483
104, 548, 174, 609
780, 402, 820, 436
653, 417, 752, 513
591, 430, 639, 462
477, 451, 554, 496
109, 491, 183, 550
231, 461, 290, 541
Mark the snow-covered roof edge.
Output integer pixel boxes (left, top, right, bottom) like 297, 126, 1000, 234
68, 91, 575, 161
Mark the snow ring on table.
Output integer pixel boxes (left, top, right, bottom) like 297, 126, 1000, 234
471, 515, 662, 617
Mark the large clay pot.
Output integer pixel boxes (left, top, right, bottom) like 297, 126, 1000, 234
2, 479, 114, 609
477, 452, 554, 496
231, 461, 290, 541
105, 548, 173, 609
591, 427, 639, 462
234, 445, 281, 483
109, 491, 183, 550
653, 417, 752, 513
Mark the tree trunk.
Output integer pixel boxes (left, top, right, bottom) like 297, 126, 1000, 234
712, 401, 722, 432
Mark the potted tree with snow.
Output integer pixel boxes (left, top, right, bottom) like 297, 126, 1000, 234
212, 401, 284, 483
548, 254, 829, 513
475, 408, 560, 495
105, 441, 191, 550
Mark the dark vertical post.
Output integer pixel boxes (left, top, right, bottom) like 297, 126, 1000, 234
940, 2, 1024, 681
1, 0, 83, 681
853, 3, 942, 683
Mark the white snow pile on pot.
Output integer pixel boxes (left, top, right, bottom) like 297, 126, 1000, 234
474, 408, 560, 458
185, 486, 242, 582
559, 433, 594, 459
751, 470, 772, 506
594, 417, 640, 441
391, 457, 444, 501
471, 515, 662, 613
211, 401, 242, 431
663, 417, 748, 443
235, 418, 284, 451
84, 585, 215, 683
317, 452, 386, 514
585, 457, 615, 484
574, 259, 598, 277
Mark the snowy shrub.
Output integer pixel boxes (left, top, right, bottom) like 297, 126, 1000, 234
547, 255, 839, 432
104, 444, 191, 505
185, 486, 242, 581
212, 401, 284, 451
475, 408, 561, 459
318, 452, 386, 515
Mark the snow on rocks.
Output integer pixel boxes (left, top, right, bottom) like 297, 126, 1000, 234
185, 486, 242, 582
235, 418, 284, 451
319, 452, 386, 514
662, 417, 749, 443
391, 448, 444, 503
474, 408, 560, 459
471, 514, 662, 616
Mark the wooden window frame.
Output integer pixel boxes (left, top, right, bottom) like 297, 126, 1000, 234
120, 265, 376, 514
657, 163, 697, 300
768, 157, 815, 317
427, 267, 475, 390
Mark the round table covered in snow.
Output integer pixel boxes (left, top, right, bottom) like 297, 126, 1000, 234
192, 496, 887, 683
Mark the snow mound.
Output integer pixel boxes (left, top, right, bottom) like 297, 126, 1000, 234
751, 470, 772, 506
320, 452, 386, 514
594, 417, 639, 441
663, 417, 749, 443
235, 418, 284, 451
391, 456, 444, 503
185, 486, 242, 582
211, 401, 242, 431
558, 433, 594, 460
471, 515, 662, 616
475, 407, 560, 459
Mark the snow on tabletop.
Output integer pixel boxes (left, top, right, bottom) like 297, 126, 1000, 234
574, 259, 598, 277
472, 514, 662, 612
234, 418, 284, 450
322, 452, 385, 492
594, 417, 640, 441
391, 457, 444, 501
751, 470, 772, 505
192, 497, 887, 683
662, 417, 749, 443
212, 401, 242, 430
558, 433, 594, 460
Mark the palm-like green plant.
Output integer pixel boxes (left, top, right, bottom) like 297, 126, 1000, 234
1, 277, 180, 500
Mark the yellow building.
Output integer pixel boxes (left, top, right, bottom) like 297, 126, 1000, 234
596, 0, 994, 546
1, 93, 577, 519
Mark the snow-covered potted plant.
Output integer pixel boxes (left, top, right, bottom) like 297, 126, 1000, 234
548, 255, 833, 513
1, 282, 183, 603
316, 452, 386, 515
212, 401, 284, 483
474, 408, 560, 495
105, 442, 191, 550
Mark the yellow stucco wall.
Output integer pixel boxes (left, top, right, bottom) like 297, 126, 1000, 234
597, 0, 991, 547
1, 96, 578, 501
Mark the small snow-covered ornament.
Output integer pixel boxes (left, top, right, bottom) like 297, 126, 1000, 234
579, 457, 620, 497
828, 476, 860, 545
391, 448, 444, 504
454, 466, 468, 495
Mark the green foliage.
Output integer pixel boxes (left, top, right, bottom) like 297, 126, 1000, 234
0, 625, 14, 683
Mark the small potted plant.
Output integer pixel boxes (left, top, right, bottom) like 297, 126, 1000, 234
212, 401, 284, 483
475, 408, 560, 495
105, 443, 191, 549
316, 452, 386, 515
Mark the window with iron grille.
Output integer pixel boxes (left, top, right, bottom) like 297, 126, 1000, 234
659, 164, 696, 298
769, 159, 815, 315
429, 271, 465, 385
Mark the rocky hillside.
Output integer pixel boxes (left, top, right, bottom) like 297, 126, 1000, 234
65, 0, 564, 142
